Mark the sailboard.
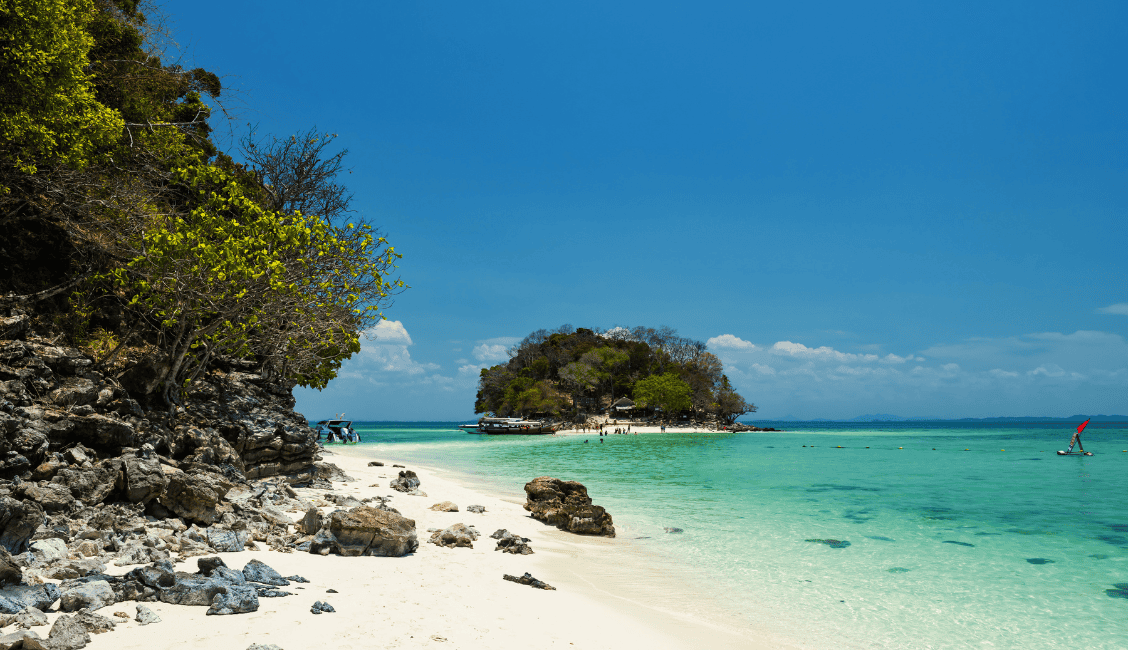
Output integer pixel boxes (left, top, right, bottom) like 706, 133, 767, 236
1058, 419, 1092, 455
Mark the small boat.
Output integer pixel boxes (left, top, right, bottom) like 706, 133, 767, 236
476, 417, 556, 435
315, 419, 361, 444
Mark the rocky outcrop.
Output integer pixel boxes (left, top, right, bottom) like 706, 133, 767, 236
309, 506, 418, 557
523, 476, 615, 537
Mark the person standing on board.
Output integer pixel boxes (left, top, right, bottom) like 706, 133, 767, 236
1067, 418, 1090, 454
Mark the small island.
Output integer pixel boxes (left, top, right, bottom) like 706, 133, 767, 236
475, 325, 761, 430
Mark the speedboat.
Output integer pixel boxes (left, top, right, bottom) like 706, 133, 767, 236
315, 420, 361, 444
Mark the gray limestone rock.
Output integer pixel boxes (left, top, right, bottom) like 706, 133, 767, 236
247, 645, 283, 650
0, 630, 43, 650
493, 531, 533, 555
59, 580, 115, 612
0, 584, 61, 615
0, 497, 45, 553
196, 556, 227, 576
45, 613, 90, 650
298, 507, 322, 535
135, 604, 161, 625
206, 585, 259, 615
242, 559, 288, 586
15, 606, 47, 628
309, 600, 334, 614
40, 558, 107, 580
205, 528, 250, 553
29, 538, 67, 563
158, 575, 229, 607
313, 506, 418, 557
72, 610, 115, 634
466, 505, 486, 514
160, 471, 230, 525
389, 470, 420, 493
122, 456, 168, 504
429, 501, 458, 512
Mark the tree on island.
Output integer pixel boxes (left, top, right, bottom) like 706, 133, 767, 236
632, 372, 693, 415
474, 325, 756, 424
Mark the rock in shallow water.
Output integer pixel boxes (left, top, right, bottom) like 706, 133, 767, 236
805, 539, 851, 549
523, 477, 614, 537
1026, 558, 1054, 564
942, 541, 975, 547
663, 527, 684, 534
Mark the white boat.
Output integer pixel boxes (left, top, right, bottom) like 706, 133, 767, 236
315, 419, 361, 444
475, 417, 556, 435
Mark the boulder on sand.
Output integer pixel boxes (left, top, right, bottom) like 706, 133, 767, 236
523, 476, 615, 537
429, 523, 477, 549
389, 470, 420, 493
310, 506, 418, 557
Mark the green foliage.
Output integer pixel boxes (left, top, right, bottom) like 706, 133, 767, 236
0, 0, 123, 175
113, 160, 401, 397
475, 326, 754, 422
633, 372, 693, 414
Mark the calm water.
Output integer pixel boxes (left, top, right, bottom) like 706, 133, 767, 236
340, 421, 1128, 649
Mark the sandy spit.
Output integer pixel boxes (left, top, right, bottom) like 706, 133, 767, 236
72, 450, 811, 650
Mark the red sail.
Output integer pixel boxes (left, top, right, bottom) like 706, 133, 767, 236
1077, 418, 1090, 434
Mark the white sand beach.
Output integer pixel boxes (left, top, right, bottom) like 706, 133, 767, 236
61, 449, 817, 650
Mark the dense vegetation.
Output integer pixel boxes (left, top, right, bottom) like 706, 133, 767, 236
0, 0, 402, 406
475, 326, 755, 424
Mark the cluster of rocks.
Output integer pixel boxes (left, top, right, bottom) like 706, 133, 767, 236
490, 529, 533, 555
523, 477, 615, 537
727, 423, 779, 432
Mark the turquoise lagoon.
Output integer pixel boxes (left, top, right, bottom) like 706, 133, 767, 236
342, 422, 1128, 649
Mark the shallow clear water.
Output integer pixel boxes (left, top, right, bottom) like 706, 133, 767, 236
343, 421, 1128, 649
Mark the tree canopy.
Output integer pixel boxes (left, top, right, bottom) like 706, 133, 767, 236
475, 325, 755, 424
0, 0, 403, 407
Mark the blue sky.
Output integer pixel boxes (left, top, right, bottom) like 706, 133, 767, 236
165, 0, 1127, 420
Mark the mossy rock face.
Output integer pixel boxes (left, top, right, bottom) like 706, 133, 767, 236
805, 538, 850, 549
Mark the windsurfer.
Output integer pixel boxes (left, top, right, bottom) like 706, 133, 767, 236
1067, 418, 1090, 454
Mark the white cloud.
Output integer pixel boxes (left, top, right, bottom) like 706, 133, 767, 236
707, 334, 757, 350
1096, 303, 1128, 316
770, 341, 880, 363
471, 336, 521, 363
473, 344, 511, 363
368, 319, 413, 345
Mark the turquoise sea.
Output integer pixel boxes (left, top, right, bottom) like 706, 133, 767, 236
339, 421, 1128, 649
